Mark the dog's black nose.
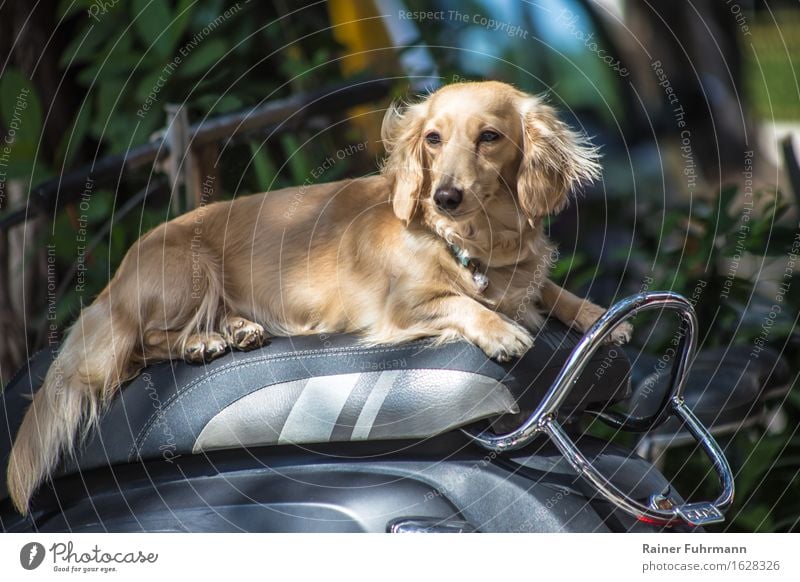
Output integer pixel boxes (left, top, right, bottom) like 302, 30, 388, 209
433, 186, 463, 212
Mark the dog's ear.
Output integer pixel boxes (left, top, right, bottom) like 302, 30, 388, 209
515, 96, 601, 222
381, 100, 428, 224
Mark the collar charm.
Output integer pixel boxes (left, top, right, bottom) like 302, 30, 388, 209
449, 243, 489, 293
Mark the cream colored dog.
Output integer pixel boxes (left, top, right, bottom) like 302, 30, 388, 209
7, 81, 630, 514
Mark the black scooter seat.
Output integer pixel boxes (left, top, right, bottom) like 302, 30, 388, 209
0, 320, 630, 502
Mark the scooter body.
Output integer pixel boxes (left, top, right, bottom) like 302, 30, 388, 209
0, 293, 735, 532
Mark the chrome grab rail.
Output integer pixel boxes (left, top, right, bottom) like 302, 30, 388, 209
462, 291, 735, 527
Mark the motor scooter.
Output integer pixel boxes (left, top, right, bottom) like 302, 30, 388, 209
1, 291, 773, 533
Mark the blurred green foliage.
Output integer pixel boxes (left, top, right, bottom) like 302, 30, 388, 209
639, 188, 800, 532
745, 11, 800, 120
4, 0, 373, 333
631, 187, 799, 350
573, 186, 800, 532
0, 69, 49, 184
56, 0, 335, 153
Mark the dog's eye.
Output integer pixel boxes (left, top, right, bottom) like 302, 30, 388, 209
478, 130, 500, 143
425, 131, 441, 146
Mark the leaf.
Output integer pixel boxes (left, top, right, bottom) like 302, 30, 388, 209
744, 225, 798, 256
0, 69, 43, 150
131, 0, 175, 60
135, 68, 168, 104
70, 26, 138, 87
102, 112, 153, 155
551, 252, 586, 281
735, 504, 774, 532
89, 79, 125, 140
769, 195, 789, 224
711, 185, 740, 235
771, 512, 800, 532
55, 101, 92, 168
190, 0, 226, 32
75, 43, 141, 85
718, 184, 739, 211
248, 140, 277, 192
57, 0, 99, 20
59, 19, 116, 68
191, 92, 242, 115
0, 156, 52, 183
168, 0, 197, 48
210, 94, 243, 114
787, 390, 800, 410
770, 456, 800, 471
736, 436, 785, 500
178, 39, 228, 77
110, 222, 127, 257
85, 189, 113, 223
280, 134, 313, 184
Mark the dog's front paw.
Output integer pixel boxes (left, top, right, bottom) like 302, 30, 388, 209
574, 303, 633, 345
184, 332, 229, 363
474, 315, 534, 362
223, 316, 268, 350
610, 321, 633, 345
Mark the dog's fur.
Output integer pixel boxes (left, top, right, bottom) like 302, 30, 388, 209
7, 81, 630, 514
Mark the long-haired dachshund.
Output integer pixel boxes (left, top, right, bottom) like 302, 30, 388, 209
7, 81, 631, 513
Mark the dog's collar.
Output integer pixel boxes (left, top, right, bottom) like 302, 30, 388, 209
448, 243, 489, 292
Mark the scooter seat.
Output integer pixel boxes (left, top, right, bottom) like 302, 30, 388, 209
0, 320, 629, 500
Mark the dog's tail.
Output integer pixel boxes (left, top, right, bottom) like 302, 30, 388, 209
7, 290, 138, 514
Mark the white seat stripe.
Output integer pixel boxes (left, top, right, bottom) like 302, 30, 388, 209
351, 370, 400, 440
278, 373, 361, 444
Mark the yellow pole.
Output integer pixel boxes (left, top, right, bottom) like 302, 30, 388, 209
327, 0, 395, 154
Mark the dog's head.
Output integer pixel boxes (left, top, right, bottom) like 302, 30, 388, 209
381, 81, 601, 241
